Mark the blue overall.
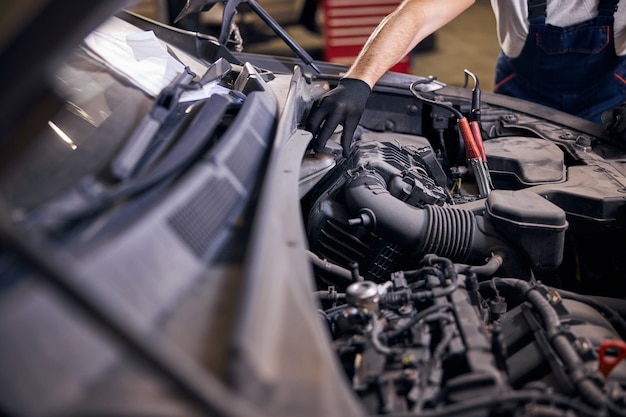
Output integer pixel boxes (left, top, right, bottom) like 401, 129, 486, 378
494, 0, 626, 123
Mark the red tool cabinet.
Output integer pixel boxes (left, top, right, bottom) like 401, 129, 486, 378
323, 0, 410, 73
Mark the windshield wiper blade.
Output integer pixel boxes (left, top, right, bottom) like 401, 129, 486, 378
111, 54, 234, 181
111, 65, 196, 180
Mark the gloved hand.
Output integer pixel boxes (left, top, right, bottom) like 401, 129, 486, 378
306, 77, 371, 157
602, 104, 626, 141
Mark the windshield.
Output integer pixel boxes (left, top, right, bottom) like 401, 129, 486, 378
0, 47, 152, 213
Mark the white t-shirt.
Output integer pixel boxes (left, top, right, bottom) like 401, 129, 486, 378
490, 0, 626, 57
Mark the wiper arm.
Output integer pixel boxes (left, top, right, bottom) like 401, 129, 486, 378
111, 56, 233, 181
111, 65, 196, 180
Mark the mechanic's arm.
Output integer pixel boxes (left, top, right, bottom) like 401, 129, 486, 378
307, 0, 475, 157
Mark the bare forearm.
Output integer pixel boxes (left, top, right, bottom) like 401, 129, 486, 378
345, 0, 475, 87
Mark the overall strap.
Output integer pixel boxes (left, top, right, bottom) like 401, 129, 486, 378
598, 0, 619, 15
527, 0, 547, 19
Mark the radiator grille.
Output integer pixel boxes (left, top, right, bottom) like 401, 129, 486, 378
168, 177, 238, 258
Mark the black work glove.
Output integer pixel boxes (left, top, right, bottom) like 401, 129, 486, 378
602, 104, 626, 141
306, 77, 371, 157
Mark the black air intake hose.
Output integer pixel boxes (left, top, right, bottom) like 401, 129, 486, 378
344, 172, 509, 263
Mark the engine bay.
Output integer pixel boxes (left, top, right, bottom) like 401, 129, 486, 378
300, 76, 626, 416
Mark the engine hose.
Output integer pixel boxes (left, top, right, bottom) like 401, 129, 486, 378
456, 252, 505, 278
424, 205, 476, 261
306, 250, 358, 284
367, 312, 399, 355
314, 290, 346, 303
400, 256, 458, 299
554, 288, 626, 341
344, 172, 509, 263
496, 279, 614, 411
382, 302, 453, 340
403, 266, 443, 283
422, 254, 456, 284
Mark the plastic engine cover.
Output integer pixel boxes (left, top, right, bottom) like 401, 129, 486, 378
486, 190, 568, 270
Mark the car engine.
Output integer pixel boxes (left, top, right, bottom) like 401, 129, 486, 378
300, 82, 626, 416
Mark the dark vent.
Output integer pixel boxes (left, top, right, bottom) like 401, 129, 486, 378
315, 220, 406, 284
317, 220, 371, 266
367, 243, 403, 282
168, 177, 239, 258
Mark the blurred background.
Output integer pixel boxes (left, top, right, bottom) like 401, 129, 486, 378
128, 0, 500, 91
